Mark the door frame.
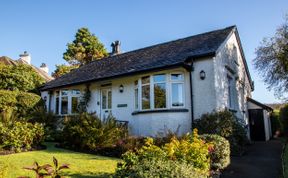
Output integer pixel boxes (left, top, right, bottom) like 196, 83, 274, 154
100, 86, 112, 120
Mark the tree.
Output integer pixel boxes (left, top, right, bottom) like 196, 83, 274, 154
52, 64, 79, 78
0, 64, 45, 92
254, 16, 288, 100
63, 28, 108, 65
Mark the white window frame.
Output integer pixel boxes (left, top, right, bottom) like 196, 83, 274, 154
135, 72, 185, 111
55, 89, 81, 115
153, 74, 167, 109
170, 73, 185, 108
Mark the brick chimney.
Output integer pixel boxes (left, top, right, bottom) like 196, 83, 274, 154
19, 51, 31, 64
40, 63, 49, 73
111, 40, 121, 55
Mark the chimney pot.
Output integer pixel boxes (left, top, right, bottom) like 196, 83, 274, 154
19, 51, 31, 64
40, 63, 49, 73
111, 40, 121, 55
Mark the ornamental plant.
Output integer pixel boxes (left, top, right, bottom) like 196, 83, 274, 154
115, 129, 211, 177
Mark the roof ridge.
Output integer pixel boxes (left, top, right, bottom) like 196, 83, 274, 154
89, 25, 236, 64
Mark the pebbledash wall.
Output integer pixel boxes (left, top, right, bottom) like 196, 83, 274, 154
41, 30, 252, 137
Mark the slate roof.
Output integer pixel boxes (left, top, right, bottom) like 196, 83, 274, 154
247, 97, 273, 111
41, 26, 246, 90
0, 56, 54, 82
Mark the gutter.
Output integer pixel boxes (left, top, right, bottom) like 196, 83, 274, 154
189, 61, 195, 130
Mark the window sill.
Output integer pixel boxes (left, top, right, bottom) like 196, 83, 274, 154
229, 109, 237, 113
132, 108, 189, 115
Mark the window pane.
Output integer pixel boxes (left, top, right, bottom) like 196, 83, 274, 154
72, 89, 80, 95
72, 97, 79, 113
55, 97, 59, 114
171, 74, 183, 81
228, 77, 232, 108
153, 74, 165, 82
172, 83, 184, 107
108, 90, 112, 109
61, 96, 68, 114
135, 88, 139, 109
142, 85, 150, 109
102, 91, 107, 109
61, 90, 69, 96
154, 83, 166, 108
142, 76, 150, 84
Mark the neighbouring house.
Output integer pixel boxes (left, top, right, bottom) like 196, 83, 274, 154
0, 51, 53, 82
40, 26, 272, 139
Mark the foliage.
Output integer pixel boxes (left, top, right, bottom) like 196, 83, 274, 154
271, 110, 283, 136
23, 157, 69, 178
78, 85, 91, 112
0, 122, 44, 152
29, 106, 60, 141
0, 64, 45, 92
194, 110, 234, 137
0, 142, 118, 178
282, 139, 288, 178
52, 64, 79, 78
0, 90, 42, 121
62, 112, 128, 150
200, 134, 230, 170
194, 110, 248, 155
280, 104, 288, 135
115, 158, 206, 178
254, 16, 288, 100
63, 28, 108, 65
116, 129, 211, 177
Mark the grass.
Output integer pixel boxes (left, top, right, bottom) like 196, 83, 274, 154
0, 143, 120, 178
282, 138, 288, 178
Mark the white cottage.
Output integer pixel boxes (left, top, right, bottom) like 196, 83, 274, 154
40, 26, 271, 139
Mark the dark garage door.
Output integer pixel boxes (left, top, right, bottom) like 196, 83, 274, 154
248, 109, 265, 141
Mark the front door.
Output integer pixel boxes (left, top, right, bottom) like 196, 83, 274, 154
248, 109, 265, 141
101, 88, 112, 119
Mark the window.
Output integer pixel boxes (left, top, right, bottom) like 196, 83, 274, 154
61, 90, 68, 114
55, 89, 81, 115
134, 80, 139, 109
101, 89, 112, 110
71, 89, 81, 114
227, 76, 233, 108
134, 72, 185, 111
55, 91, 59, 114
154, 74, 166, 108
141, 76, 150, 109
171, 74, 184, 107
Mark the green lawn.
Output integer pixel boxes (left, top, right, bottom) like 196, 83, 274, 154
0, 143, 119, 178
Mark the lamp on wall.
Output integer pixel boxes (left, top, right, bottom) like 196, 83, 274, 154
119, 84, 124, 93
200, 70, 206, 80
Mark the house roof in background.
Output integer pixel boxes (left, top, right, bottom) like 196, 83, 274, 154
41, 25, 249, 90
0, 56, 53, 82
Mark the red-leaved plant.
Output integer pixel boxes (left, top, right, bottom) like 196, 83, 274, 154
20, 157, 69, 178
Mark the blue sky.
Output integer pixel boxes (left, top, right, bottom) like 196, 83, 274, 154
0, 0, 287, 103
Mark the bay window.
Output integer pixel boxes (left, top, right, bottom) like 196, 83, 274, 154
171, 74, 184, 107
153, 74, 166, 108
55, 89, 81, 115
141, 76, 150, 109
135, 72, 185, 111
61, 90, 68, 114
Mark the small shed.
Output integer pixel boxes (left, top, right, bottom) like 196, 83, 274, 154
247, 98, 273, 141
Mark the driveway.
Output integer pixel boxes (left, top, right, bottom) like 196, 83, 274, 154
221, 140, 283, 178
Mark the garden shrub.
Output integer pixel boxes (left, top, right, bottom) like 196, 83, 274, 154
200, 134, 230, 171
194, 110, 248, 155
115, 158, 207, 178
62, 112, 128, 151
0, 90, 42, 121
280, 105, 288, 135
270, 111, 283, 136
0, 121, 45, 152
116, 129, 211, 177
